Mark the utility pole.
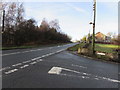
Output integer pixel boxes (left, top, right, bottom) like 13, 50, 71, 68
2, 9, 5, 33
92, 0, 96, 55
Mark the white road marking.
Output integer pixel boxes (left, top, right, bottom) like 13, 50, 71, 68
12, 63, 22, 67
5, 69, 18, 74
2, 52, 21, 56
0, 67, 10, 71
72, 64, 87, 69
31, 57, 42, 61
95, 76, 120, 83
94, 78, 99, 80
30, 62, 37, 65
48, 67, 62, 75
36, 59, 43, 62
61, 67, 91, 75
20, 64, 29, 69
2, 48, 43, 56
22, 60, 31, 64
58, 73, 90, 79
2, 49, 65, 75
48, 66, 120, 83
22, 51, 30, 53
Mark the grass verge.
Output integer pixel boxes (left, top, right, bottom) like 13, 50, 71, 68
67, 43, 120, 63
68, 43, 119, 53
1, 43, 70, 50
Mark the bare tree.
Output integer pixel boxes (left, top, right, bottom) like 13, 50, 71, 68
49, 19, 60, 32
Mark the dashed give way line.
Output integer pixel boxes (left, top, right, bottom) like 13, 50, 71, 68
48, 67, 120, 83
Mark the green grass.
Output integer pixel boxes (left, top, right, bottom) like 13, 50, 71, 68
95, 44, 119, 53
67, 43, 86, 51
95, 44, 119, 49
68, 43, 119, 53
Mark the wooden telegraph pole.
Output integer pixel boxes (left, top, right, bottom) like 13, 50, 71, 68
2, 9, 5, 33
92, 0, 96, 55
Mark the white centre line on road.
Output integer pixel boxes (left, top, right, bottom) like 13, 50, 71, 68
5, 69, 18, 74
2, 48, 43, 56
12, 63, 22, 67
2, 49, 66, 75
36, 59, 43, 62
30, 62, 37, 65
20, 64, 29, 69
2, 52, 21, 56
0, 67, 10, 72
22, 60, 31, 64
1, 44, 67, 56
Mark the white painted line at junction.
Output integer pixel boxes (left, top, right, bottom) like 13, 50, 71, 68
22, 60, 31, 64
59, 73, 90, 79
0, 67, 10, 72
36, 59, 43, 62
48, 66, 120, 83
30, 62, 37, 65
71, 64, 87, 69
5, 69, 18, 74
31, 56, 42, 61
20, 64, 29, 69
2, 52, 21, 56
48, 67, 62, 75
95, 76, 120, 83
12, 63, 22, 67
2, 49, 65, 75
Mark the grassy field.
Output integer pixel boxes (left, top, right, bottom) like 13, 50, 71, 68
95, 44, 119, 48
68, 43, 119, 53
95, 44, 119, 53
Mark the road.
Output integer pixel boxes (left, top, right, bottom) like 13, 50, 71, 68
1, 43, 119, 88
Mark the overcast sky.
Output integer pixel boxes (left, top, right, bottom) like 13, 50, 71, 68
23, 1, 118, 41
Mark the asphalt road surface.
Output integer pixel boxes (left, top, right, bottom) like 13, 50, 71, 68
1, 43, 120, 88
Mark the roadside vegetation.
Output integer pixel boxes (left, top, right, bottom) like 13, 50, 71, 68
1, 43, 69, 50
68, 43, 120, 63
68, 43, 119, 53
1, 2, 71, 50
68, 32, 120, 63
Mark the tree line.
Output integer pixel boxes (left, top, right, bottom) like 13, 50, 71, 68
1, 2, 71, 47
